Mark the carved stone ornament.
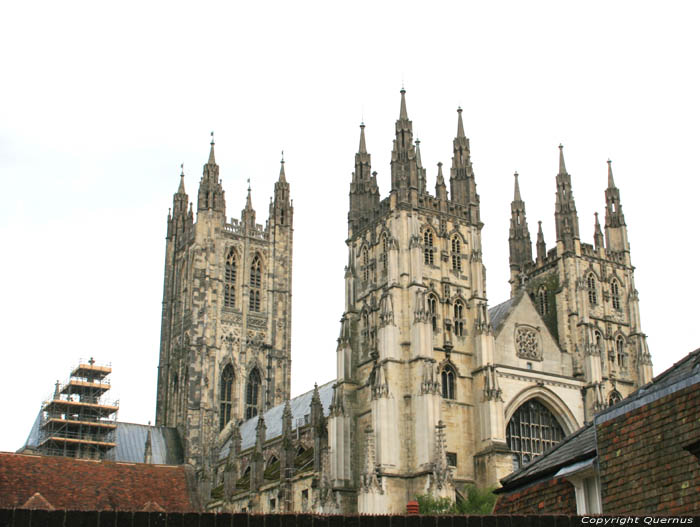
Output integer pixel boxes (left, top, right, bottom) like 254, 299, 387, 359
515, 326, 542, 361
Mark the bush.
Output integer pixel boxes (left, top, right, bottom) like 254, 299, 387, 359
415, 485, 496, 515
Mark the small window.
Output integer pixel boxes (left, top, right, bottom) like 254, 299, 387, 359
537, 287, 548, 316
219, 364, 235, 430
451, 236, 462, 272
362, 246, 370, 283
381, 235, 389, 273
587, 274, 597, 306
616, 337, 626, 369
424, 230, 434, 266
446, 452, 457, 467
441, 366, 455, 399
608, 391, 622, 406
269, 498, 276, 511
301, 489, 309, 511
594, 330, 603, 353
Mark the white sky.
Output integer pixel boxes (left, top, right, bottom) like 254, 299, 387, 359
1, 1, 699, 452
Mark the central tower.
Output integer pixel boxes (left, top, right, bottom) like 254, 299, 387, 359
328, 91, 510, 514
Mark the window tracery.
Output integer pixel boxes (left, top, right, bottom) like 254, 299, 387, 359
451, 236, 462, 272
224, 248, 237, 308
245, 368, 261, 419
441, 365, 455, 399
587, 274, 598, 306
428, 294, 438, 332
611, 279, 621, 310
507, 399, 565, 471
424, 230, 434, 266
220, 364, 234, 430
453, 301, 465, 337
249, 255, 262, 312
515, 326, 541, 360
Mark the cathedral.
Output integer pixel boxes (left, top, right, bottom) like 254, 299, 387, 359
154, 90, 653, 514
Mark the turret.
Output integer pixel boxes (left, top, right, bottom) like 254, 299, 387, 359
536, 221, 546, 264
242, 184, 256, 232
554, 145, 580, 251
435, 162, 447, 201
349, 123, 379, 234
604, 159, 629, 255
594, 212, 604, 251
197, 134, 226, 216
508, 172, 532, 295
449, 108, 480, 224
389, 89, 419, 196
270, 153, 293, 227
167, 164, 193, 239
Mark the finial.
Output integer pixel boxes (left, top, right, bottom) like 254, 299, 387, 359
399, 87, 408, 120
513, 172, 522, 201
210, 131, 215, 145
558, 144, 567, 175
247, 178, 251, 191
281, 150, 285, 163
89, 357, 95, 366
359, 121, 367, 154
278, 152, 287, 182
180, 163, 184, 175
208, 132, 216, 164
607, 158, 616, 188
457, 107, 465, 138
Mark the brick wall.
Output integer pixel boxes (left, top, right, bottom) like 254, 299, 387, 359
492, 477, 576, 514
597, 382, 700, 515
0, 509, 589, 527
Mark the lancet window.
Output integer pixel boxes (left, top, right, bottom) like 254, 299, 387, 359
453, 300, 465, 337
428, 294, 438, 332
224, 248, 237, 308
451, 236, 462, 272
245, 368, 261, 419
249, 255, 262, 312
441, 365, 456, 399
611, 279, 621, 310
219, 364, 235, 430
424, 230, 434, 266
587, 274, 598, 306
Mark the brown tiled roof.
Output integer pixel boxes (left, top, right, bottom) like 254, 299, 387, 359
0, 452, 198, 511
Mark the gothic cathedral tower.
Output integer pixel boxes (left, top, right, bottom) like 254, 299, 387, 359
509, 147, 653, 420
156, 139, 293, 471
328, 92, 511, 514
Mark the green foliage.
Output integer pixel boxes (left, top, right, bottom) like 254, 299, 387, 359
416, 485, 497, 515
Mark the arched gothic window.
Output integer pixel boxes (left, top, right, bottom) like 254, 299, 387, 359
453, 301, 465, 337
249, 255, 262, 312
245, 368, 261, 419
537, 287, 548, 316
224, 249, 237, 308
441, 365, 456, 399
507, 399, 565, 471
616, 336, 626, 369
611, 279, 621, 310
587, 274, 598, 306
219, 364, 234, 430
451, 236, 462, 273
362, 247, 370, 283
428, 294, 438, 332
424, 230, 434, 266
608, 391, 622, 406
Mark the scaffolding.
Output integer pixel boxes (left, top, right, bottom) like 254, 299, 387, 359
37, 358, 119, 460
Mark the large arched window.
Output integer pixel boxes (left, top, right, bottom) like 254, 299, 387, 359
611, 279, 621, 310
453, 300, 465, 337
427, 294, 438, 332
224, 248, 237, 308
507, 399, 565, 471
249, 255, 262, 312
587, 274, 598, 306
537, 287, 548, 316
441, 365, 455, 399
245, 368, 261, 419
451, 236, 462, 273
219, 364, 234, 430
424, 230, 434, 266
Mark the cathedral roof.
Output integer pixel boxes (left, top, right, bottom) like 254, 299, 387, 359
488, 297, 516, 331
219, 380, 335, 460
0, 452, 198, 511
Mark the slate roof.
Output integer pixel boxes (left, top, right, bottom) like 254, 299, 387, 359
22, 416, 183, 465
0, 452, 198, 511
488, 297, 516, 332
220, 380, 335, 460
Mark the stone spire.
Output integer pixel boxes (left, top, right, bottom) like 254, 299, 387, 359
197, 133, 226, 215
509, 172, 533, 293
536, 221, 547, 263
604, 159, 629, 253
349, 123, 379, 233
435, 162, 447, 201
449, 107, 480, 223
272, 151, 292, 227
144, 428, 153, 464
554, 144, 580, 247
416, 139, 427, 194
390, 89, 418, 193
169, 164, 193, 239
594, 212, 605, 250
242, 181, 256, 231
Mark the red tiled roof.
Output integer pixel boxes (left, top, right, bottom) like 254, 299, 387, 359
0, 452, 198, 511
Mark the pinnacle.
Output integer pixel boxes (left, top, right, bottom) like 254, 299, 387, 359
208, 132, 216, 165
415, 139, 422, 168
513, 171, 522, 201
558, 144, 567, 175
279, 150, 287, 183
177, 163, 186, 194
245, 181, 253, 210
607, 159, 616, 188
457, 107, 465, 138
359, 122, 367, 154
399, 88, 408, 120
436, 162, 445, 184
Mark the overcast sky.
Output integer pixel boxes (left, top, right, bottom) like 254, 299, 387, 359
1, 1, 698, 452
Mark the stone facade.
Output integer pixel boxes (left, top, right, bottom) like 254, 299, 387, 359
157, 91, 653, 514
